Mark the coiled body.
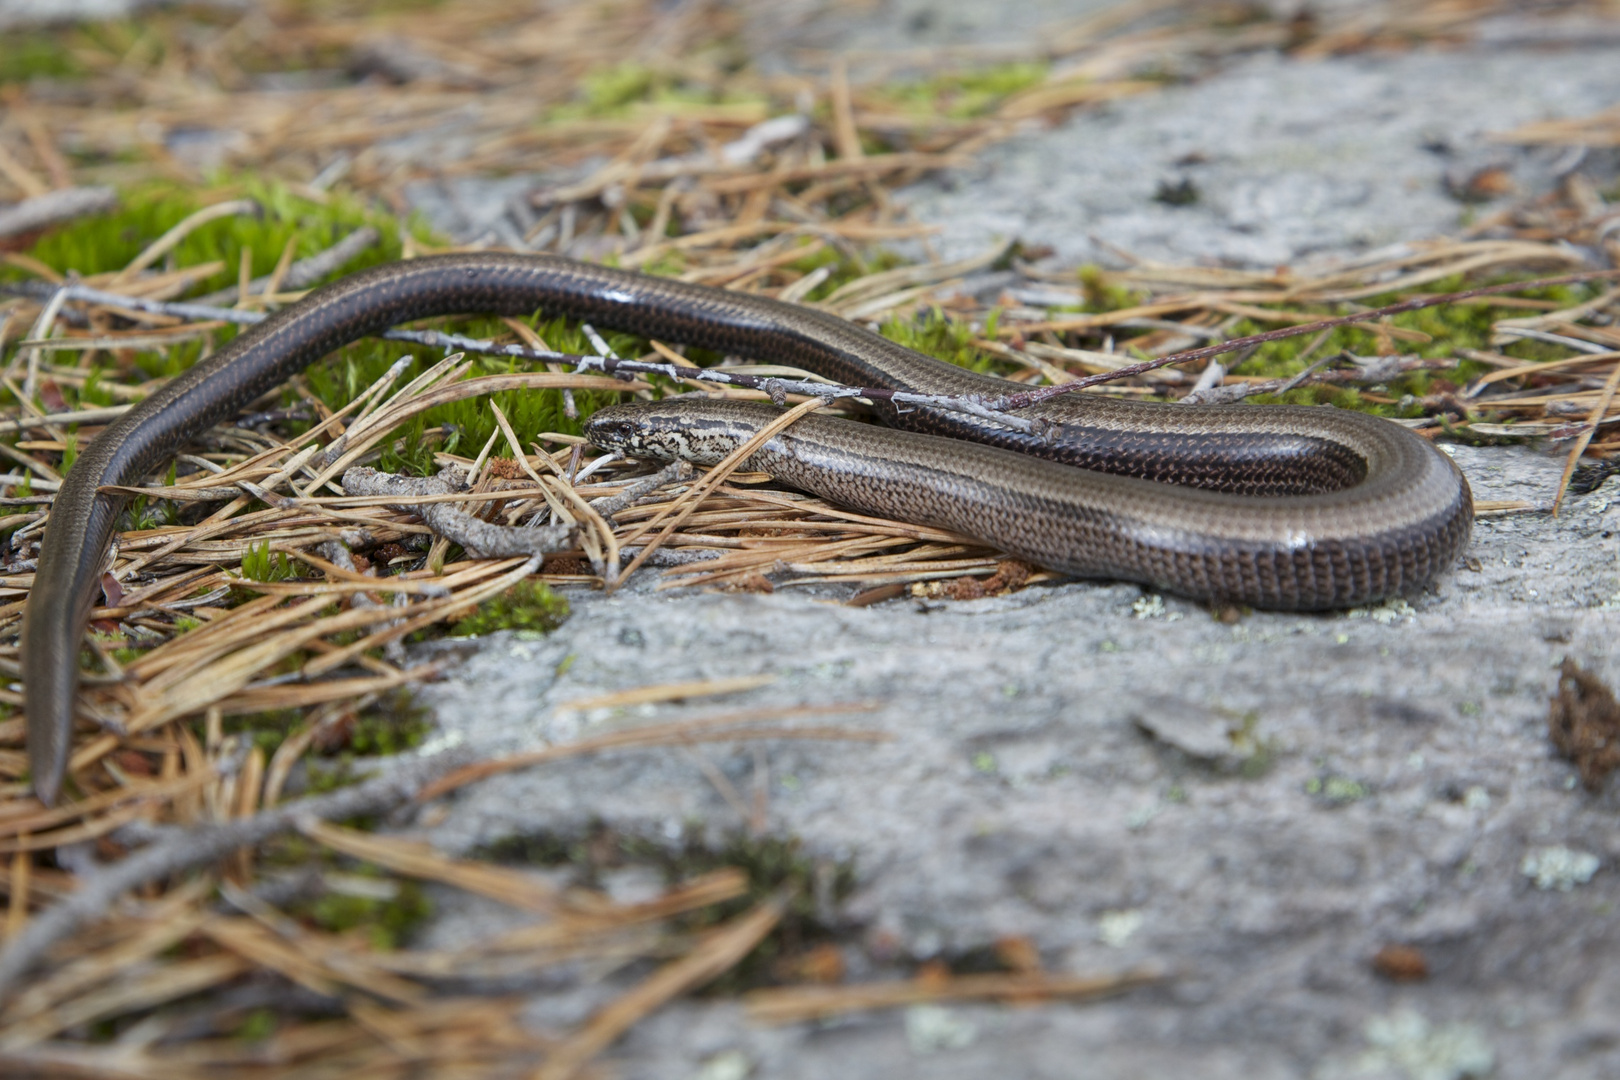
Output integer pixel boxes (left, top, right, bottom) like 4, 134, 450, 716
587, 399, 1471, 606
22, 253, 1471, 803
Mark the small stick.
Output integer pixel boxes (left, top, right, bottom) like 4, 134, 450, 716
192, 226, 379, 307
0, 187, 117, 241
587, 460, 691, 519
0, 746, 479, 1003
341, 465, 576, 558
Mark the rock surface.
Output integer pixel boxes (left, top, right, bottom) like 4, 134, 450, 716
391, 10, 1620, 1079
415, 447, 1620, 1080
896, 46, 1620, 268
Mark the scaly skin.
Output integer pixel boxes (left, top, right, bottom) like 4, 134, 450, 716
22, 253, 1471, 803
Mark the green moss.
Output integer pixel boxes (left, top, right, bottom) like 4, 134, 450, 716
300, 315, 629, 475
451, 579, 569, 636
674, 833, 856, 993
1154, 177, 1200, 206
547, 60, 764, 122
877, 308, 999, 374
11, 178, 407, 295
1222, 277, 1608, 418
0, 30, 86, 84
79, 366, 117, 408
117, 492, 179, 533
218, 687, 430, 761
235, 1009, 277, 1043
1077, 264, 1145, 313
348, 688, 433, 755
482, 824, 857, 992
582, 62, 660, 111
301, 873, 432, 951
871, 61, 1048, 119
1305, 774, 1368, 804
217, 708, 305, 757
287, 0, 448, 15
304, 756, 371, 795
2, 178, 428, 428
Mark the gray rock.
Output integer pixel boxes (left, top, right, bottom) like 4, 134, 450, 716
896, 48, 1620, 268
384, 13, 1620, 1077
410, 442, 1620, 1079
1132, 697, 1266, 771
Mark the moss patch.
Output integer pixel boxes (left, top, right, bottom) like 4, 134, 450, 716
871, 62, 1048, 120
878, 307, 1000, 374
302, 315, 629, 475
0, 29, 86, 84
450, 578, 570, 637
348, 688, 434, 756
10, 178, 411, 298
482, 824, 858, 992
302, 874, 433, 951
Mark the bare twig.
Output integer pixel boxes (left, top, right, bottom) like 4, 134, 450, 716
0, 746, 478, 1003
0, 187, 117, 241
191, 226, 382, 306
340, 465, 576, 558
588, 460, 693, 520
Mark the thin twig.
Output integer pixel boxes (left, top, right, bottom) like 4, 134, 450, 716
340, 465, 576, 558
0, 187, 117, 241
191, 226, 381, 306
0, 746, 478, 1003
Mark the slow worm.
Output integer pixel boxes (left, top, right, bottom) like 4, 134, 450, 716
21, 253, 1471, 803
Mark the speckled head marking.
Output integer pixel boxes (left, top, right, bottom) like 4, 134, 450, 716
585, 403, 757, 466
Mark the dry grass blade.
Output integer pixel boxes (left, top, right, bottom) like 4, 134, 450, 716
201, 917, 423, 1005
0, 954, 250, 1050
418, 702, 884, 800
534, 892, 788, 1080
1553, 358, 1620, 515
0, 769, 215, 838
0, 890, 211, 1026
744, 967, 1166, 1025
111, 201, 258, 285
1494, 104, 1620, 147
300, 820, 564, 913
614, 397, 825, 587
555, 675, 777, 712
307, 371, 643, 490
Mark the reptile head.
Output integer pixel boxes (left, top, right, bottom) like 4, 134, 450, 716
584, 401, 762, 466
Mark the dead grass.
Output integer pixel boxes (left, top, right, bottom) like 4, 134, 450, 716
0, 0, 1618, 1074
